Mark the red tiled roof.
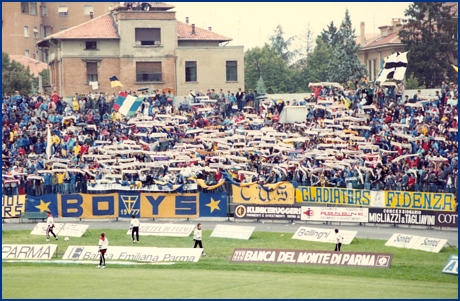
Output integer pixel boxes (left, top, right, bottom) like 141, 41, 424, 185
9, 55, 48, 77
361, 31, 402, 49
177, 21, 232, 42
37, 13, 119, 42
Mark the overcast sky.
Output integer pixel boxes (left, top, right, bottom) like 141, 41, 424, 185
172, 2, 411, 51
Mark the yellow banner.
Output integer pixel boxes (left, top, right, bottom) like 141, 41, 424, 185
2, 195, 26, 218
296, 187, 372, 207
384, 191, 456, 212
232, 182, 295, 204
140, 193, 199, 218
58, 193, 119, 218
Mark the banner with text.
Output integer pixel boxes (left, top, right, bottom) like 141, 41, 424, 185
230, 248, 393, 268
210, 224, 255, 240
140, 193, 199, 218
385, 233, 421, 249
301, 207, 368, 223
442, 255, 458, 275
118, 192, 141, 218
234, 205, 301, 220
62, 246, 202, 262
292, 227, 357, 245
30, 223, 65, 236
410, 236, 448, 253
30, 223, 89, 237
2, 244, 57, 260
2, 195, 26, 218
232, 183, 295, 205
384, 191, 456, 212
368, 208, 437, 226
292, 227, 358, 245
126, 223, 195, 237
435, 212, 458, 228
296, 187, 375, 207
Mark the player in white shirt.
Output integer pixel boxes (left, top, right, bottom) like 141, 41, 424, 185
193, 223, 206, 256
130, 215, 140, 243
46, 211, 58, 242
334, 229, 343, 251
97, 232, 109, 269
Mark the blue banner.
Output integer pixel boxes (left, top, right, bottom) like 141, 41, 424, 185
199, 193, 228, 217
118, 192, 141, 218
27, 195, 58, 216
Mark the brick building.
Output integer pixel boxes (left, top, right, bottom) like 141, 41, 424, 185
36, 3, 244, 97
2, 2, 118, 62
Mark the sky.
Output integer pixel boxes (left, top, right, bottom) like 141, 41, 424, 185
172, 2, 411, 51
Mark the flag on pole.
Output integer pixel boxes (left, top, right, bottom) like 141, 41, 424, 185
117, 95, 143, 117
452, 64, 458, 73
109, 76, 123, 88
46, 126, 52, 159
375, 52, 408, 83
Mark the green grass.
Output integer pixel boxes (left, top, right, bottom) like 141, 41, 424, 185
2, 230, 458, 299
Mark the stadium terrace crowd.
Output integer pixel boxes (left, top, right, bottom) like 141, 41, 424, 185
1, 80, 458, 201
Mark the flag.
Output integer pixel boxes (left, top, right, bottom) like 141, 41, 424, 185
113, 91, 128, 111
375, 51, 408, 83
118, 95, 143, 117
452, 64, 458, 73
46, 126, 52, 159
109, 76, 123, 88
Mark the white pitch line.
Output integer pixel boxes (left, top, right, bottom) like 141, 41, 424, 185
2, 259, 175, 265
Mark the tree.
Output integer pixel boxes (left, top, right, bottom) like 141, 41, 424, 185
319, 21, 340, 48
398, 2, 458, 88
268, 24, 298, 65
2, 51, 35, 95
302, 37, 337, 83
328, 9, 367, 84
255, 77, 267, 94
404, 72, 420, 89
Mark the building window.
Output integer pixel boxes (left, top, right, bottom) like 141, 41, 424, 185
33, 27, 38, 38
85, 41, 97, 50
368, 60, 372, 81
41, 5, 47, 17
58, 6, 68, 16
21, 2, 37, 15
84, 5, 93, 16
24, 26, 29, 38
373, 59, 377, 81
226, 61, 238, 81
86, 62, 98, 82
185, 61, 197, 82
43, 26, 52, 37
59, 28, 67, 32
135, 28, 161, 46
43, 49, 49, 63
136, 62, 162, 82
25, 49, 30, 57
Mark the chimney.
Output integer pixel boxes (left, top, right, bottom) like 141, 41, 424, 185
208, 26, 212, 31
360, 22, 365, 46
185, 17, 189, 24
391, 18, 401, 28
191, 24, 196, 35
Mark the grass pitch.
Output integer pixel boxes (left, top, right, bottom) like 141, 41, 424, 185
2, 229, 458, 299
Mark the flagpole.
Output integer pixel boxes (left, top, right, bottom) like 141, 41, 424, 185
46, 126, 52, 160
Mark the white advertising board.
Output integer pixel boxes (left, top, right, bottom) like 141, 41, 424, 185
62, 246, 202, 262
292, 227, 357, 245
410, 236, 448, 253
125, 223, 195, 237
210, 224, 255, 240
301, 207, 369, 223
30, 223, 65, 235
442, 255, 458, 274
384, 233, 421, 249
2, 244, 58, 260
59, 224, 90, 237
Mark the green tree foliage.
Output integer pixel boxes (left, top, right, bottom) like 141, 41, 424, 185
319, 21, 340, 48
328, 9, 367, 84
404, 72, 420, 89
2, 52, 35, 95
255, 77, 267, 94
398, 2, 458, 88
268, 24, 298, 65
302, 37, 336, 83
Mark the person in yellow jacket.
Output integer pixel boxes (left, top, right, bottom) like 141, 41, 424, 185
73, 142, 82, 155
52, 133, 60, 145
72, 98, 80, 112
56, 171, 65, 194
